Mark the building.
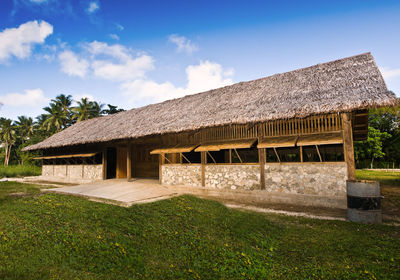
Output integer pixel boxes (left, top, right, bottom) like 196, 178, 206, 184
23, 53, 397, 208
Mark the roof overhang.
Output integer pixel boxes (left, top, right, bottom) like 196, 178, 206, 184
297, 132, 343, 146
34, 152, 98, 160
150, 144, 198, 155
257, 136, 298, 148
195, 139, 256, 152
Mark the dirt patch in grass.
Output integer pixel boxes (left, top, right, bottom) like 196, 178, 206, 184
381, 185, 400, 222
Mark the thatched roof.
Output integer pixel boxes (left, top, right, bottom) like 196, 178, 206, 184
24, 53, 397, 151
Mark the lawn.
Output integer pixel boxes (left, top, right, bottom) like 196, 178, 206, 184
0, 165, 41, 178
0, 182, 399, 279
356, 169, 400, 187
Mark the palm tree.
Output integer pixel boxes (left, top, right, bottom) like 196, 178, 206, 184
51, 94, 73, 127
103, 104, 125, 115
15, 116, 34, 144
0, 118, 16, 166
90, 101, 105, 118
43, 103, 67, 132
72, 98, 93, 122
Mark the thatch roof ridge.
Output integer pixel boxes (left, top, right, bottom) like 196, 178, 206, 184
23, 52, 398, 151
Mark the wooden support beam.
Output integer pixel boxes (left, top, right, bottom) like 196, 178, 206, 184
159, 153, 163, 184
127, 144, 132, 180
201, 151, 206, 187
342, 113, 356, 180
315, 145, 322, 162
181, 153, 191, 164
233, 148, 242, 163
207, 151, 216, 164
259, 148, 266, 190
273, 147, 281, 162
102, 148, 107, 180
300, 146, 303, 162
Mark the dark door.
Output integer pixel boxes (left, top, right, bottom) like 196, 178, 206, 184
106, 147, 117, 179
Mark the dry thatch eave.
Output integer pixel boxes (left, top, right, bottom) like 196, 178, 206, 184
23, 52, 398, 152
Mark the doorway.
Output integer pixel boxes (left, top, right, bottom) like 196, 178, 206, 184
106, 147, 117, 179
116, 146, 127, 179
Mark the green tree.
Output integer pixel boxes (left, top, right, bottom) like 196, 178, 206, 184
15, 116, 34, 144
103, 104, 125, 114
368, 102, 400, 164
51, 94, 73, 127
90, 101, 105, 118
0, 118, 16, 166
72, 98, 93, 122
43, 103, 68, 132
354, 127, 391, 169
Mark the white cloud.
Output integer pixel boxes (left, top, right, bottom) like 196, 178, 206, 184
381, 67, 400, 80
58, 41, 154, 81
121, 80, 185, 103
83, 41, 155, 81
168, 34, 198, 54
0, 20, 53, 62
115, 23, 124, 31
87, 1, 99, 13
92, 55, 154, 81
72, 93, 95, 103
122, 60, 233, 104
0, 89, 48, 107
58, 50, 89, 78
109, 33, 119, 41
186, 60, 233, 93
85, 40, 131, 60
29, 0, 49, 3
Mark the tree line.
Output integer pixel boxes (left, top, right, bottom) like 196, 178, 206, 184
0, 94, 399, 168
354, 103, 400, 168
0, 94, 124, 166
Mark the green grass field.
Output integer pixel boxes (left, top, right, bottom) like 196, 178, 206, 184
0, 181, 399, 279
0, 165, 41, 178
356, 169, 400, 187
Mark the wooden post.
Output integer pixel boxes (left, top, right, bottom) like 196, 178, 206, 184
159, 153, 163, 184
201, 151, 206, 187
343, 113, 356, 180
259, 148, 266, 190
102, 147, 107, 180
300, 146, 303, 162
127, 144, 132, 181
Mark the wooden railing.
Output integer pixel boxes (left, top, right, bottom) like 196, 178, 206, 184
261, 113, 342, 137
161, 113, 343, 145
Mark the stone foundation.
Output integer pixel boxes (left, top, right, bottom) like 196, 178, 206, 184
160, 162, 348, 208
162, 165, 202, 187
42, 164, 102, 181
205, 164, 260, 190
264, 163, 347, 197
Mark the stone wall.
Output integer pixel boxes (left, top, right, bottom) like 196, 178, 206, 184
205, 165, 260, 190
84, 165, 103, 180
54, 165, 67, 177
42, 165, 53, 177
42, 164, 102, 181
264, 163, 347, 197
161, 163, 347, 197
68, 165, 82, 179
162, 165, 202, 187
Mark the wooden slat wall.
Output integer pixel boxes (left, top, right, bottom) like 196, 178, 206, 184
261, 113, 342, 137
159, 113, 343, 146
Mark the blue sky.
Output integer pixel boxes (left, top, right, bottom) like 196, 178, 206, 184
0, 0, 399, 120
